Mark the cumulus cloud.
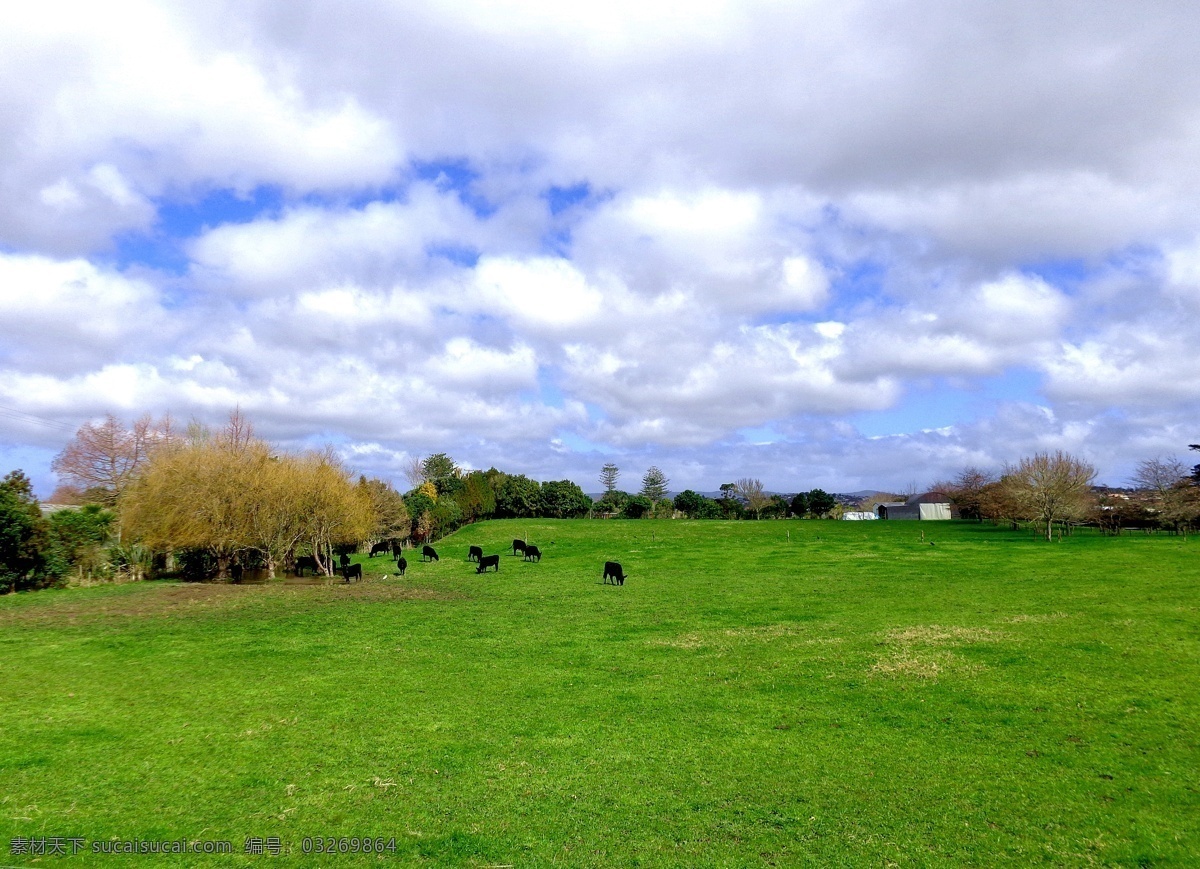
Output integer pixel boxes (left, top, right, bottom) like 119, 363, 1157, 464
3, 0, 1200, 494
0, 0, 399, 253
188, 186, 491, 296
0, 254, 171, 373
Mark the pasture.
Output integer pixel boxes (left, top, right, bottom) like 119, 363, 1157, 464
1, 519, 1197, 866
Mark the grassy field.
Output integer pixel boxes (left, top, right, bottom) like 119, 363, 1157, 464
1, 519, 1197, 866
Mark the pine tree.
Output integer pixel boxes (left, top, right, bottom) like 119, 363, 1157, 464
640, 466, 669, 501
599, 463, 620, 493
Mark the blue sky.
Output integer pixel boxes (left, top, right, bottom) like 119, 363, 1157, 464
2, 0, 1199, 497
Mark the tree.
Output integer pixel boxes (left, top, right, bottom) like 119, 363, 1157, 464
596, 489, 630, 515
0, 471, 60, 592
807, 489, 836, 518
789, 492, 809, 518
1002, 451, 1097, 540
294, 455, 374, 574
599, 463, 620, 494
402, 490, 436, 540
717, 483, 745, 519
120, 434, 253, 578
733, 478, 770, 519
51, 413, 173, 506
540, 480, 593, 518
495, 475, 542, 518
622, 495, 653, 519
402, 454, 427, 488
120, 413, 373, 578
1190, 444, 1200, 485
422, 453, 461, 496
640, 466, 669, 501
673, 489, 709, 518
49, 504, 115, 581
763, 494, 790, 519
429, 498, 464, 538
453, 470, 497, 522
358, 477, 411, 545
1132, 456, 1199, 531
977, 479, 1022, 527
940, 467, 997, 522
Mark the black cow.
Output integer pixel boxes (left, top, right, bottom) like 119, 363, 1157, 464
295, 555, 318, 576
603, 561, 628, 586
468, 545, 483, 563
476, 554, 500, 574
396, 556, 407, 577
369, 541, 390, 558
512, 539, 527, 557
343, 563, 363, 583
339, 552, 351, 570
230, 563, 244, 583
422, 545, 439, 562
523, 544, 542, 562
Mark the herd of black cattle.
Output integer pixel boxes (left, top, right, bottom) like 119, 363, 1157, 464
297, 538, 628, 586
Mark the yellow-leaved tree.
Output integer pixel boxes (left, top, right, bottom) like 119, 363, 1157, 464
121, 413, 375, 578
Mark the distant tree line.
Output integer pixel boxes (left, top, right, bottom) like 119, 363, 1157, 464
935, 449, 1200, 538
398, 452, 592, 543
593, 464, 839, 520
4, 412, 1197, 592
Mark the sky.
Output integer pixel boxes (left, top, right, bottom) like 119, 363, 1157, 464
2, 0, 1199, 498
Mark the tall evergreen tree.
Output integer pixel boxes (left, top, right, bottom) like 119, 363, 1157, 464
640, 466, 669, 501
599, 463, 620, 494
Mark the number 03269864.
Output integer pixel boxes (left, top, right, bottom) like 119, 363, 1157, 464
301, 837, 397, 854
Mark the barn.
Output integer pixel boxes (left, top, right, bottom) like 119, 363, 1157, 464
876, 492, 954, 520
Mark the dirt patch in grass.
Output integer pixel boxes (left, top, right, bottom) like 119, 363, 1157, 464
649, 622, 812, 651
0, 580, 462, 626
883, 625, 1006, 645
1001, 612, 1070, 624
871, 623, 1006, 680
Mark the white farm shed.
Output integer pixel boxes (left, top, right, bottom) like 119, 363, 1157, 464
876, 492, 954, 520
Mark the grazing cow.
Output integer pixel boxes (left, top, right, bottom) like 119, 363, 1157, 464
422, 545, 439, 562
295, 555, 318, 576
468, 545, 483, 563
396, 556, 407, 576
343, 563, 363, 583
476, 554, 500, 574
523, 544, 542, 563
603, 561, 628, 586
512, 539, 527, 557
230, 563, 244, 583
369, 541, 390, 558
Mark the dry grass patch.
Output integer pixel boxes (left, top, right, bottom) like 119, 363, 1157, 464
650, 622, 809, 651
1001, 612, 1070, 624
0, 580, 461, 626
871, 623, 1006, 680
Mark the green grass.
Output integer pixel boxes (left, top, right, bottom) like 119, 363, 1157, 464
1, 519, 1198, 866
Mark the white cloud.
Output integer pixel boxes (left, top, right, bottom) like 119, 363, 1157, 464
0, 254, 170, 373
188, 187, 486, 296
0, 0, 399, 253
469, 256, 605, 329
4, 0, 1200, 493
